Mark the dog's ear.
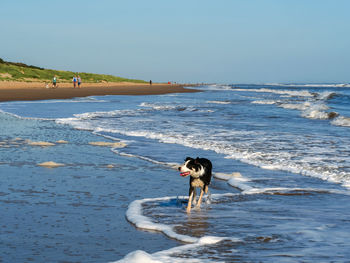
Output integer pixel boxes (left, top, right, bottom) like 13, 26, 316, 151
185, 157, 192, 161
195, 157, 200, 164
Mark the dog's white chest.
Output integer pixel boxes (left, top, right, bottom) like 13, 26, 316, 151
191, 178, 204, 188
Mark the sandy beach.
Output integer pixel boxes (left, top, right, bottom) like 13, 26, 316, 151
0, 81, 199, 102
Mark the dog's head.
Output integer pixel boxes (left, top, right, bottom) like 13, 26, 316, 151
178, 157, 204, 178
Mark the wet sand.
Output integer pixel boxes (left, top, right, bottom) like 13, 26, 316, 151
0, 81, 200, 102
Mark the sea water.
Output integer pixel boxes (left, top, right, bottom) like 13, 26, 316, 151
1, 84, 350, 262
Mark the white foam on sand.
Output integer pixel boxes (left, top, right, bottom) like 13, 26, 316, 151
26, 140, 55, 147
56, 140, 68, 144
126, 196, 198, 243
115, 250, 163, 263
37, 161, 64, 168
115, 237, 232, 263
0, 138, 25, 148
115, 245, 220, 263
89, 141, 127, 148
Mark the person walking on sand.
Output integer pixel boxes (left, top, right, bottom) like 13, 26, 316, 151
52, 75, 57, 88
77, 75, 81, 88
73, 75, 77, 88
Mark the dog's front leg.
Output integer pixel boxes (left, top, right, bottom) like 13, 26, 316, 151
192, 188, 197, 206
187, 187, 194, 213
196, 188, 205, 209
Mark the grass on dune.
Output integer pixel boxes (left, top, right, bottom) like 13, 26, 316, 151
0, 58, 146, 83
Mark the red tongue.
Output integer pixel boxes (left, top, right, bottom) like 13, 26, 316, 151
180, 171, 190, 177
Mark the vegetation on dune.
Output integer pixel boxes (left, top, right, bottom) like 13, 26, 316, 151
0, 58, 146, 83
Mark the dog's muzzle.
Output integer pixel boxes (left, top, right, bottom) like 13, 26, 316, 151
180, 171, 191, 177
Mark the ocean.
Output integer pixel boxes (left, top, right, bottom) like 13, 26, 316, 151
1, 83, 350, 262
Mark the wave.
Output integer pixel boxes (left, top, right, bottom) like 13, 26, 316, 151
248, 90, 342, 122
232, 88, 314, 98
251, 100, 278, 105
206, 100, 231, 105
140, 102, 181, 111
140, 102, 213, 113
279, 101, 339, 121
331, 116, 350, 127
264, 83, 350, 88
0, 109, 54, 121
316, 91, 337, 101
201, 84, 233, 91
300, 104, 336, 120
56, 114, 350, 189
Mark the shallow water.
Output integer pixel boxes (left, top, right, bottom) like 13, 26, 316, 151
1, 83, 350, 262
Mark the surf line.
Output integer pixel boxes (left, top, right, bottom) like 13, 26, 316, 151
125, 171, 350, 244
124, 182, 347, 244
125, 195, 237, 244
122, 170, 350, 263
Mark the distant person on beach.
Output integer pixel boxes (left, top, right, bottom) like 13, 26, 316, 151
73, 75, 77, 88
77, 75, 81, 88
52, 75, 57, 88
149, 80, 152, 85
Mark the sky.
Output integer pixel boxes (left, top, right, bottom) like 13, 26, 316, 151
1, 0, 349, 83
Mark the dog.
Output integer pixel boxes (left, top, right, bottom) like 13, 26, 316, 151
178, 157, 212, 213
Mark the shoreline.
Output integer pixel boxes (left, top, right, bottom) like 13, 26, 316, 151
0, 81, 201, 102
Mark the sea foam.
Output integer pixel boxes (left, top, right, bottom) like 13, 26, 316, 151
120, 193, 240, 263
331, 116, 350, 127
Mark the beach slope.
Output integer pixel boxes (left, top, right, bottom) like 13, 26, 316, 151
0, 82, 199, 102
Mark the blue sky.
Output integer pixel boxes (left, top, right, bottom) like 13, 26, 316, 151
1, 0, 349, 83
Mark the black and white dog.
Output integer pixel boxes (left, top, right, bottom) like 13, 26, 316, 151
178, 157, 212, 213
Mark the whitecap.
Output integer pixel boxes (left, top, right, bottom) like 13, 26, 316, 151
331, 116, 350, 127
251, 100, 278, 105
265, 83, 350, 88
279, 102, 310, 111
232, 88, 314, 98
206, 101, 231, 105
